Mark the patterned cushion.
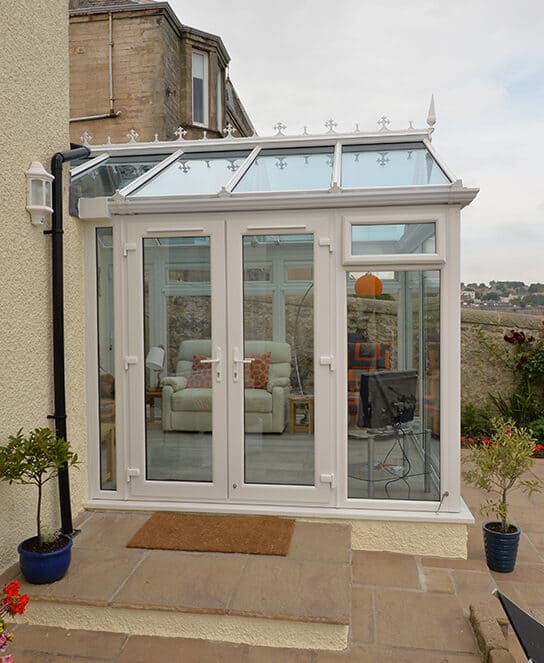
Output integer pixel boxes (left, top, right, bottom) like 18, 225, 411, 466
187, 354, 212, 388
244, 352, 271, 389
348, 342, 391, 372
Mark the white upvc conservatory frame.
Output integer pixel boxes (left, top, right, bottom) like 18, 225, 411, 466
78, 128, 477, 524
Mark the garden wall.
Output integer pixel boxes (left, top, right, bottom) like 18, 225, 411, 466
461, 309, 543, 406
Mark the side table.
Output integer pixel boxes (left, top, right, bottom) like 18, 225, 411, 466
288, 394, 314, 434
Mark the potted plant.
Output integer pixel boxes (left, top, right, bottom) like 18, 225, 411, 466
0, 428, 79, 584
463, 418, 541, 573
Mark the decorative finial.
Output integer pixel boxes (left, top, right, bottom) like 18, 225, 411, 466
174, 126, 187, 141
427, 94, 436, 136
80, 131, 92, 146
354, 123, 361, 134
302, 126, 309, 136
201, 130, 208, 140
408, 120, 414, 130
274, 121, 286, 136
377, 116, 390, 132
325, 119, 337, 134
223, 123, 236, 138
153, 133, 160, 143
106, 136, 112, 145
127, 129, 139, 143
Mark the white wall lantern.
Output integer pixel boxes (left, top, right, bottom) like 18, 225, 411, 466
25, 161, 54, 225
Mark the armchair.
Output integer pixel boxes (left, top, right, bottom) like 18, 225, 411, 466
162, 340, 291, 433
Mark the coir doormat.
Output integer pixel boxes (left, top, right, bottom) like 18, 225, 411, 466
126, 512, 295, 556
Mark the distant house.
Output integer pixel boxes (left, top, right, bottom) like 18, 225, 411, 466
69, 0, 255, 143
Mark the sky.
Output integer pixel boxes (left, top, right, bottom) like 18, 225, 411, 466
169, 0, 544, 285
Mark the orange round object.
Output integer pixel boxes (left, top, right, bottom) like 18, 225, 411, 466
354, 273, 383, 297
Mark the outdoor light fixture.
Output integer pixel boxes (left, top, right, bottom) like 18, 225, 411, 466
145, 346, 165, 387
25, 161, 54, 225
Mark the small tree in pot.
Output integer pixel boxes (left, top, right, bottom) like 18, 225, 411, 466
463, 418, 541, 572
0, 428, 79, 583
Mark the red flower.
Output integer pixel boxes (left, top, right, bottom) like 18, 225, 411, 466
11, 595, 29, 615
535, 444, 544, 452
3, 582, 19, 598
481, 438, 491, 445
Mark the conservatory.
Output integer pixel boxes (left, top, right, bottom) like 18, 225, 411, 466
71, 118, 478, 546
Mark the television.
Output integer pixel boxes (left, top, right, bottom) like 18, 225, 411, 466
358, 369, 418, 429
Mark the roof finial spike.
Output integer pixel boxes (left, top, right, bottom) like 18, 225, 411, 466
427, 94, 436, 137
274, 121, 286, 136
377, 116, 390, 132
80, 131, 92, 146
174, 126, 187, 141
153, 133, 160, 143
202, 130, 208, 140
325, 118, 337, 134
223, 123, 236, 138
354, 123, 361, 134
302, 125, 309, 136
127, 129, 139, 143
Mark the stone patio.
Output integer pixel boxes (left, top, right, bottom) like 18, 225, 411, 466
3, 459, 544, 661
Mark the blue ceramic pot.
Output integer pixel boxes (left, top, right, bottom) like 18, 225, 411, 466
482, 521, 520, 573
17, 535, 72, 584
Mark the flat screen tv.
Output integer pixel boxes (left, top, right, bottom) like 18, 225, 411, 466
358, 369, 418, 429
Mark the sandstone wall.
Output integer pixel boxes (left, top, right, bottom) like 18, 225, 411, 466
460, 308, 543, 406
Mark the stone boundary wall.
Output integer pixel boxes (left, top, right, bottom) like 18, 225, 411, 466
461, 308, 543, 406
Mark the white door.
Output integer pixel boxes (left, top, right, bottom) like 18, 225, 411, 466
124, 214, 334, 505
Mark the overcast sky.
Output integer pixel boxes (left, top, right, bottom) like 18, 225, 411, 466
170, 0, 544, 285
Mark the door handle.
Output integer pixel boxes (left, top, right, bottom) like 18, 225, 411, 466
199, 347, 222, 382
233, 347, 253, 382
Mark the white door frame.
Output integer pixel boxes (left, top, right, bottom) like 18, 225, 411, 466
122, 211, 336, 506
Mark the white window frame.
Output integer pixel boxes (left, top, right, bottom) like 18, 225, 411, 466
342, 208, 446, 268
335, 206, 461, 515
192, 50, 209, 127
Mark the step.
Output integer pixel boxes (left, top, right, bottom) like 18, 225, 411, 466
14, 512, 351, 651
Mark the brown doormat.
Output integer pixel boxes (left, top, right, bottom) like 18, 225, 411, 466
126, 512, 295, 556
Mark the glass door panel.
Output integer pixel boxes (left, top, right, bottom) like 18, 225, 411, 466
242, 234, 315, 486
143, 237, 213, 482
127, 220, 227, 500
226, 218, 332, 504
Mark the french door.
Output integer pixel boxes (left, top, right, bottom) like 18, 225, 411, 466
123, 214, 333, 506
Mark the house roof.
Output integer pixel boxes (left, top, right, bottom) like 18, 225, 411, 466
70, 0, 156, 8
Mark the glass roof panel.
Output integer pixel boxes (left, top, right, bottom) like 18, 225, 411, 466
341, 142, 449, 187
130, 151, 251, 196
234, 147, 334, 193
70, 154, 166, 214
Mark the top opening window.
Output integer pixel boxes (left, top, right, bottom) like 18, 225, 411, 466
234, 146, 334, 193
341, 143, 449, 188
192, 50, 208, 126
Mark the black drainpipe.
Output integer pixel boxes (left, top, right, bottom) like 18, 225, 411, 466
47, 143, 91, 536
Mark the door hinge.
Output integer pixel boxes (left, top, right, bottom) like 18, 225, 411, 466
320, 473, 335, 488
123, 242, 137, 257
124, 355, 138, 370
319, 355, 335, 371
318, 237, 333, 252
126, 467, 141, 482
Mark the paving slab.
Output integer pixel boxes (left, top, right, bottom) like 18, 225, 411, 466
113, 549, 247, 613
288, 521, 351, 564
352, 550, 420, 589
228, 556, 350, 623
374, 587, 479, 653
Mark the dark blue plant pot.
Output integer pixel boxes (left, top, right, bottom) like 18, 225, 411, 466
17, 535, 72, 584
482, 521, 520, 573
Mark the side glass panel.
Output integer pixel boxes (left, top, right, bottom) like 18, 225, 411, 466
143, 237, 213, 482
351, 223, 436, 255
96, 228, 115, 490
242, 234, 315, 485
346, 270, 440, 501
